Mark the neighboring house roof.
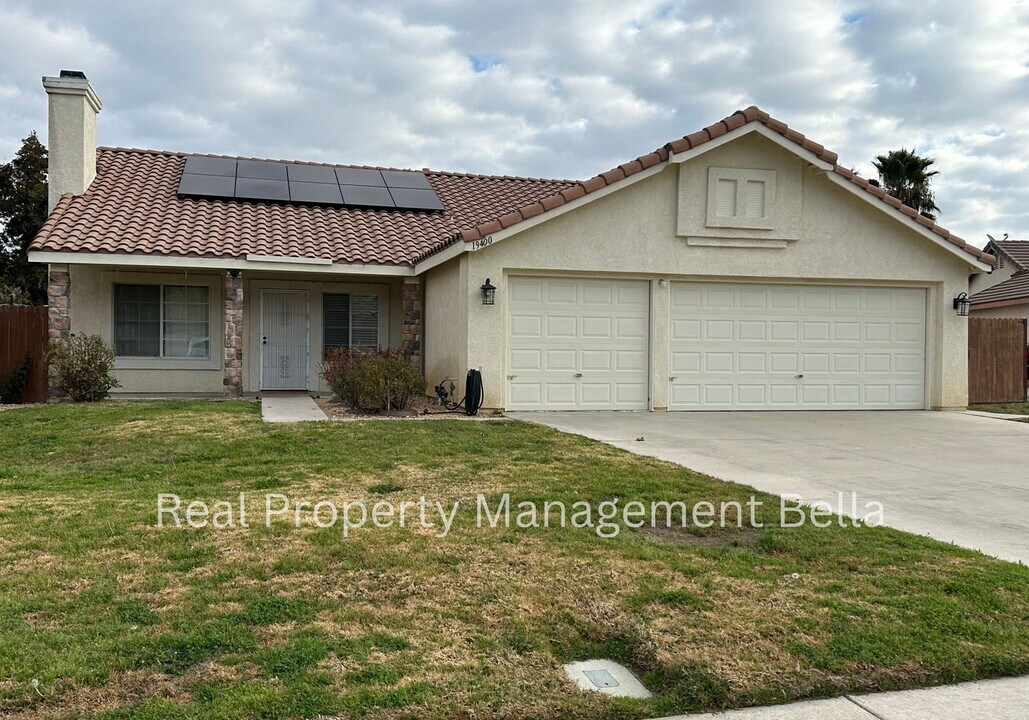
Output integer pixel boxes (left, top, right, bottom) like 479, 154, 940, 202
30, 106, 994, 268
986, 240, 1029, 271
458, 106, 993, 268
970, 271, 1029, 307
30, 148, 576, 266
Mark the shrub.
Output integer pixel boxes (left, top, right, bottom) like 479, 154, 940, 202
47, 334, 120, 402
0, 357, 30, 403
319, 347, 425, 411
346, 356, 426, 411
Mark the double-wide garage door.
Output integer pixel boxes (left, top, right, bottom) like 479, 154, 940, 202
506, 277, 927, 411
669, 282, 926, 410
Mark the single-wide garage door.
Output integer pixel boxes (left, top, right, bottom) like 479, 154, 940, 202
669, 282, 926, 410
507, 277, 649, 410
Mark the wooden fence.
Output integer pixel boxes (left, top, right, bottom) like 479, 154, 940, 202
0, 305, 49, 403
968, 317, 1028, 404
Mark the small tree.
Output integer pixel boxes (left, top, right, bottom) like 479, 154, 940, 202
0, 132, 48, 304
872, 148, 940, 220
47, 334, 120, 402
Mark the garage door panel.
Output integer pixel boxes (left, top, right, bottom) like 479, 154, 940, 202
615, 350, 647, 371
546, 282, 577, 304
510, 315, 542, 337
507, 277, 649, 411
670, 282, 926, 410
545, 349, 576, 371
672, 351, 701, 372
546, 316, 577, 337
509, 383, 542, 406
510, 349, 542, 372
580, 349, 612, 371
581, 316, 612, 337
738, 321, 766, 340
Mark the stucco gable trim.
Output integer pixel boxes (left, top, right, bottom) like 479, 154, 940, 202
455, 107, 993, 272
670, 123, 835, 172
819, 171, 992, 272
451, 160, 670, 256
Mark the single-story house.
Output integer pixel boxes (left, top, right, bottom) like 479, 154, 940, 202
969, 238, 1029, 320
29, 71, 995, 411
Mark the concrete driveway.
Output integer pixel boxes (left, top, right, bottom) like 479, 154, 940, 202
508, 411, 1029, 564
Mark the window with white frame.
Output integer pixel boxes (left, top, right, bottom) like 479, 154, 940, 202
706, 167, 776, 229
323, 293, 379, 353
114, 284, 210, 358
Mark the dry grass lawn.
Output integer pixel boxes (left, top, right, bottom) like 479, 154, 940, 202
0, 400, 1027, 719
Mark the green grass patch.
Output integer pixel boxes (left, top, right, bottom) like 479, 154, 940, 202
970, 401, 1029, 415
0, 400, 1026, 719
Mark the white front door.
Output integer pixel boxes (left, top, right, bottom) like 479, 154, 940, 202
506, 276, 650, 410
668, 282, 927, 410
261, 290, 310, 390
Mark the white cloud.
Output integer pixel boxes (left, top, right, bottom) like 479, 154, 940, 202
0, 0, 1025, 243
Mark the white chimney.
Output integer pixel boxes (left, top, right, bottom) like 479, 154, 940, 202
42, 70, 102, 213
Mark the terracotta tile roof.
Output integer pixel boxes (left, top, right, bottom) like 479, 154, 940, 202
458, 106, 994, 267
31, 107, 994, 268
989, 240, 1029, 271
970, 271, 1029, 306
30, 148, 576, 266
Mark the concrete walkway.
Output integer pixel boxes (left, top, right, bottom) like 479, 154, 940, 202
260, 393, 328, 422
510, 411, 1029, 564
657, 675, 1029, 719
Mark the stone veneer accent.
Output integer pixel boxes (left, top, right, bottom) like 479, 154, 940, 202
224, 272, 244, 395
402, 276, 423, 370
47, 264, 71, 340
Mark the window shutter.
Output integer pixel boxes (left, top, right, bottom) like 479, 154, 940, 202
350, 295, 379, 347
323, 294, 350, 351
715, 178, 737, 217
743, 180, 766, 218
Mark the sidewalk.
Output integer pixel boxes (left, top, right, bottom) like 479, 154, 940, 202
260, 392, 328, 422
656, 675, 1029, 719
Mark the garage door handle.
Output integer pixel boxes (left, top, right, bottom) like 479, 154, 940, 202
796, 374, 804, 378
574, 373, 583, 378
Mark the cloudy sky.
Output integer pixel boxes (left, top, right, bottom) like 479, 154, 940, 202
0, 0, 1025, 245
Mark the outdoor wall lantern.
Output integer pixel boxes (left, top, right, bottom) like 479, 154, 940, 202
953, 292, 971, 317
481, 278, 497, 306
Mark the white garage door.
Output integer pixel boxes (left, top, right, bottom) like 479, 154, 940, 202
507, 277, 649, 410
669, 282, 926, 410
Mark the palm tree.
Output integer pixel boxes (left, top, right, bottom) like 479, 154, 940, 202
871, 148, 940, 220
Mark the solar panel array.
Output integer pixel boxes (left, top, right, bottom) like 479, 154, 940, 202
176, 157, 444, 211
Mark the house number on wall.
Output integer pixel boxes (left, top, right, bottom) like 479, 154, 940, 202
471, 236, 494, 250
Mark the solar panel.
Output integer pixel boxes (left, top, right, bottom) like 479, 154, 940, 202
335, 167, 386, 187
381, 170, 433, 190
290, 181, 344, 205
235, 177, 290, 202
287, 164, 337, 183
183, 156, 237, 177
340, 185, 396, 208
237, 160, 288, 181
177, 157, 442, 211
177, 173, 236, 197
388, 187, 445, 211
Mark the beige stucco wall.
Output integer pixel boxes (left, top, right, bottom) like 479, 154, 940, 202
63, 264, 404, 395
66, 265, 225, 394
423, 255, 469, 389
441, 132, 979, 410
969, 259, 1015, 295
